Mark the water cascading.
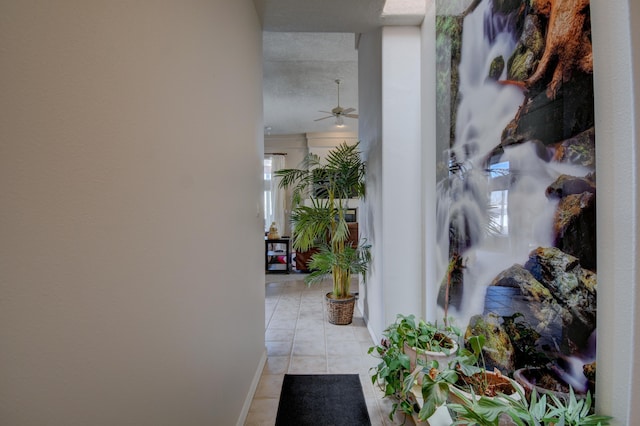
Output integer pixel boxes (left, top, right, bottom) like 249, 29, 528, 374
436, 0, 593, 332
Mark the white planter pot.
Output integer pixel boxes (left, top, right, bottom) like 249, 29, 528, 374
404, 339, 458, 385
404, 339, 458, 369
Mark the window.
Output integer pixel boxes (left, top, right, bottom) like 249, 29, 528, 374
264, 157, 273, 232
263, 155, 286, 233
488, 161, 510, 235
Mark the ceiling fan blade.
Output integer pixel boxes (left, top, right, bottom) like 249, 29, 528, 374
342, 107, 356, 114
314, 116, 333, 121
318, 110, 334, 115
344, 114, 359, 119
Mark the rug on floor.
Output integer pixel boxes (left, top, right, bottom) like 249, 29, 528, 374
275, 374, 372, 426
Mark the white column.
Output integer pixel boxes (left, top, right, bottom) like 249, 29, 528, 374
381, 26, 423, 325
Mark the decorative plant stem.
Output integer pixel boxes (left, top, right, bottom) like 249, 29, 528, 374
442, 253, 460, 327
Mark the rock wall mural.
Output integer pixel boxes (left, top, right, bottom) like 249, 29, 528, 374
435, 0, 597, 396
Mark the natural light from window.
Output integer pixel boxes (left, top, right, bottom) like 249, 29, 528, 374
489, 161, 510, 235
382, 0, 427, 16
263, 158, 273, 232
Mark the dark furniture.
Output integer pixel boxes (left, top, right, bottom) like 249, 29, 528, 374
265, 237, 291, 274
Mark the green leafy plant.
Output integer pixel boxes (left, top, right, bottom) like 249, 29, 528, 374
455, 334, 486, 377
499, 384, 550, 426
306, 242, 371, 287
544, 388, 612, 426
409, 333, 516, 423
368, 339, 415, 421
447, 386, 512, 425
407, 360, 459, 421
447, 334, 513, 397
448, 377, 613, 426
276, 142, 369, 299
369, 314, 461, 422
446, 375, 543, 426
371, 321, 613, 425
407, 334, 497, 422
390, 314, 460, 354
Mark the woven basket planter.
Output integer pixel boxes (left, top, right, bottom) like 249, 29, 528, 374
325, 293, 356, 325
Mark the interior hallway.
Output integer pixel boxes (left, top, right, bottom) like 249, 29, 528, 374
244, 273, 396, 425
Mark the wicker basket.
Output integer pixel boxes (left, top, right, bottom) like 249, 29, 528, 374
325, 293, 356, 325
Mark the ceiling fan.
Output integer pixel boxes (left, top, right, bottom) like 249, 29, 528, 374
314, 79, 359, 126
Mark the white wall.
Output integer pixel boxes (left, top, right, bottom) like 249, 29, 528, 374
421, 1, 439, 322
591, 1, 639, 423
358, 26, 423, 341
381, 26, 423, 326
358, 28, 384, 338
0, 2, 266, 425
306, 131, 359, 159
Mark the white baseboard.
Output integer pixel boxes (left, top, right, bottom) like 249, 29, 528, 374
236, 347, 268, 426
357, 302, 379, 346
365, 317, 380, 347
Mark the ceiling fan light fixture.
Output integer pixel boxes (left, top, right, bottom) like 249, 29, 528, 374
314, 79, 358, 124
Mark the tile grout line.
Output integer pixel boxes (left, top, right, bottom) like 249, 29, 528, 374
249, 278, 388, 425
289, 288, 302, 374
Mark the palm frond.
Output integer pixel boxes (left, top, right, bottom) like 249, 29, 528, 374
274, 141, 370, 298
290, 204, 334, 251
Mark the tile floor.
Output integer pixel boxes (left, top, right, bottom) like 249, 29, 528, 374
244, 273, 401, 426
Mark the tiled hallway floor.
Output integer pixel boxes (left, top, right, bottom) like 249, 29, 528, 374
244, 273, 398, 426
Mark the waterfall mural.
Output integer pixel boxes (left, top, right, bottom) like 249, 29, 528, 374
435, 0, 597, 396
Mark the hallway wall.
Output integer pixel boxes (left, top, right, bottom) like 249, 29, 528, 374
358, 26, 424, 338
0, 1, 265, 425
380, 26, 424, 326
358, 28, 384, 338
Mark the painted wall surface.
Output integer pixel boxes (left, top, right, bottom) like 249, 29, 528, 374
358, 28, 384, 339
422, 1, 439, 322
0, 1, 265, 425
381, 26, 424, 327
359, 26, 429, 340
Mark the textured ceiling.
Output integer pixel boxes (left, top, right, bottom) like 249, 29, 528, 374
258, 0, 424, 136
257, 0, 387, 33
263, 32, 359, 135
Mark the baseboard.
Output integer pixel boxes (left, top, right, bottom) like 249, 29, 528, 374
356, 300, 379, 346
236, 347, 268, 426
365, 317, 379, 347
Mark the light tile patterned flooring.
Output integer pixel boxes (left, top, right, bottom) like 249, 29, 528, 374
244, 273, 401, 426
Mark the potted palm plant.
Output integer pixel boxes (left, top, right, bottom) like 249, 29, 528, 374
276, 142, 370, 325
